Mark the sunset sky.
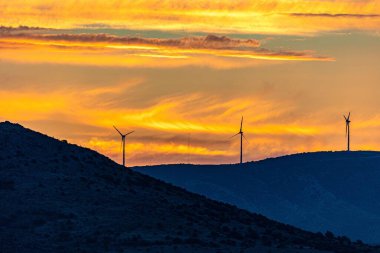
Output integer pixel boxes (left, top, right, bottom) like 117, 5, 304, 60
1, 0, 380, 165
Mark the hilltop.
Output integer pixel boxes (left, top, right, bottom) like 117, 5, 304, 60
1, 121, 379, 253
136, 151, 380, 244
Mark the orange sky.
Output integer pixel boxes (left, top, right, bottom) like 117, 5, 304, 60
1, 0, 380, 34
1, 1, 380, 165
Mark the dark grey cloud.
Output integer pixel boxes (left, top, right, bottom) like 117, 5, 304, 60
80, 23, 115, 29
290, 13, 380, 18
0, 25, 45, 33
0, 28, 261, 49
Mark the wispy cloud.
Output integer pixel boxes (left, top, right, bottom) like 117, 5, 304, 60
289, 13, 380, 18
0, 28, 334, 67
0, 31, 261, 49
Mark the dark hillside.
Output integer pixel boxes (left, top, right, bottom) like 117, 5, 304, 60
1, 121, 379, 253
137, 151, 380, 244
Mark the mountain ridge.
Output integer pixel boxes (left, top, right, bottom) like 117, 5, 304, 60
136, 150, 380, 244
1, 121, 379, 252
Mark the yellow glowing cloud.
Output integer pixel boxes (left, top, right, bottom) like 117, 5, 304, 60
76, 92, 320, 137
87, 138, 229, 157
84, 79, 144, 96
0, 90, 71, 120
0, 0, 379, 34
0, 86, 324, 164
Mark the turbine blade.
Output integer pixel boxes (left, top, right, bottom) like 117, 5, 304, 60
230, 132, 240, 138
343, 115, 347, 121
243, 134, 249, 143
125, 130, 135, 136
348, 112, 351, 120
113, 125, 123, 136
240, 116, 243, 132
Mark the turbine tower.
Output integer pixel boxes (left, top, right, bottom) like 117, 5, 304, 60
113, 126, 134, 167
344, 112, 351, 151
232, 116, 248, 164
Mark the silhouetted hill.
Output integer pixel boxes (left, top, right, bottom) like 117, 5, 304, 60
136, 151, 380, 244
1, 121, 379, 252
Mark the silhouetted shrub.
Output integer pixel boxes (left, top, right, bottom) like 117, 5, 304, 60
355, 239, 364, 245
16, 150, 24, 156
261, 235, 272, 247
156, 222, 164, 229
338, 235, 351, 245
221, 225, 230, 233
220, 239, 236, 246
62, 155, 69, 162
325, 231, 335, 240
228, 228, 243, 240
0, 180, 14, 190
184, 237, 202, 245
315, 232, 324, 238
119, 234, 149, 246
85, 235, 97, 244
102, 236, 112, 250
57, 231, 71, 241
172, 237, 183, 244
191, 229, 199, 238
208, 230, 219, 240
32, 218, 46, 226
246, 227, 259, 239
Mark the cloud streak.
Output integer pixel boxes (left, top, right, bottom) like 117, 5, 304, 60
290, 13, 380, 18
0, 29, 334, 67
1, 31, 261, 49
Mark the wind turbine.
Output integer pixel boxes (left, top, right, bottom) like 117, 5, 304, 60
231, 116, 248, 164
343, 112, 351, 151
113, 126, 134, 167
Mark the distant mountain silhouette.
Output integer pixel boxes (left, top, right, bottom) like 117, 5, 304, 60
1, 121, 379, 252
136, 151, 380, 244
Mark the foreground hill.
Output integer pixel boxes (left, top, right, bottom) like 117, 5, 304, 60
136, 151, 380, 244
1, 122, 379, 253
